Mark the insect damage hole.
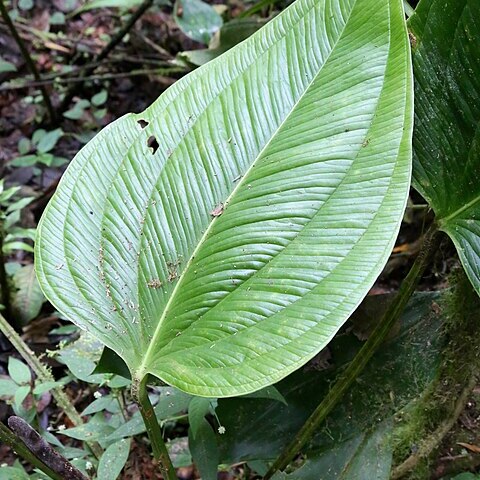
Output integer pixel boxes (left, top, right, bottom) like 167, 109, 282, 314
137, 119, 149, 129
147, 135, 159, 154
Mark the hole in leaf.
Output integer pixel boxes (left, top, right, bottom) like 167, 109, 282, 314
147, 135, 159, 154
137, 119, 149, 129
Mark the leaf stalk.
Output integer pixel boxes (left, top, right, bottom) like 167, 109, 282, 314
264, 225, 442, 478
134, 375, 177, 480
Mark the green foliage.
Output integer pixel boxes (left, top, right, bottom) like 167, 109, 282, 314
1, 357, 64, 424
174, 0, 223, 44
10, 129, 67, 169
0, 57, 17, 73
75, 0, 145, 12
11, 264, 46, 325
36, 0, 413, 398
0, 179, 35, 255
391, 270, 480, 474
216, 292, 443, 470
188, 397, 215, 439
8, 357, 32, 385
63, 99, 90, 120
97, 438, 131, 480
178, 18, 264, 66
4, 0, 480, 478
188, 418, 219, 480
409, 0, 480, 294
271, 423, 393, 479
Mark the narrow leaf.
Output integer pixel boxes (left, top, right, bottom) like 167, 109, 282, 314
188, 419, 219, 480
189, 396, 213, 438
11, 264, 46, 325
97, 438, 131, 480
8, 358, 32, 385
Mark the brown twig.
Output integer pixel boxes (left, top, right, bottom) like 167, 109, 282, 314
0, 66, 185, 91
8, 416, 88, 480
0, 421, 63, 480
58, 0, 154, 114
0, 312, 103, 459
0, 0, 56, 123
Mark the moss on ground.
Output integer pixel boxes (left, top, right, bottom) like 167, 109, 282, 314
391, 270, 480, 479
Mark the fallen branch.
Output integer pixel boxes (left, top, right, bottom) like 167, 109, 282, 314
0, 312, 103, 459
0, 421, 63, 480
0, 0, 56, 123
58, 0, 154, 114
8, 416, 88, 480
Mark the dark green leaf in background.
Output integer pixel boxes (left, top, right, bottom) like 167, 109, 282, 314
271, 422, 393, 480
178, 18, 264, 66
409, 0, 480, 294
11, 264, 46, 325
97, 438, 131, 480
189, 396, 214, 438
188, 418, 220, 480
174, 0, 223, 44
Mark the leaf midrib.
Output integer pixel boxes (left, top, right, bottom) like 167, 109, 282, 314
440, 193, 480, 225
135, 0, 360, 380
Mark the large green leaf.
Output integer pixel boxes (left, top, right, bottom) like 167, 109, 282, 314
35, 0, 412, 397
409, 0, 480, 293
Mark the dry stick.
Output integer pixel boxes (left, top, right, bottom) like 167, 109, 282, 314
264, 225, 442, 479
0, 421, 63, 480
0, 66, 186, 91
0, 0, 56, 124
8, 416, 88, 480
132, 375, 177, 480
58, 0, 154, 114
0, 312, 103, 459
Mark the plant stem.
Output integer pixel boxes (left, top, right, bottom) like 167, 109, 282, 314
0, 312, 103, 459
0, 421, 63, 480
58, 0, 154, 114
0, 0, 56, 124
264, 225, 442, 479
134, 376, 177, 480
